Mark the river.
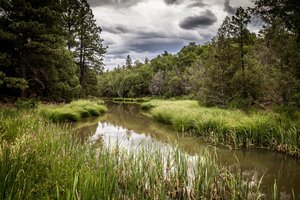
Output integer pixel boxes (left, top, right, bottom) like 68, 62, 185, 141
74, 102, 300, 199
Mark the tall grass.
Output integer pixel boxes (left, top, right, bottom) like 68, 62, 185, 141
0, 108, 273, 199
141, 100, 300, 156
39, 100, 107, 122
110, 97, 150, 103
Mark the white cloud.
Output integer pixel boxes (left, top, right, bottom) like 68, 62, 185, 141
89, 0, 254, 70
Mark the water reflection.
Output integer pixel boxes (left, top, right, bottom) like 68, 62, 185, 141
90, 122, 155, 149
74, 102, 300, 199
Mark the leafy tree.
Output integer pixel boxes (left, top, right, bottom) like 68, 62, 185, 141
177, 42, 203, 69
150, 53, 175, 72
149, 71, 165, 96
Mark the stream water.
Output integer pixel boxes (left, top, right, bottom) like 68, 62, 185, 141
74, 102, 300, 199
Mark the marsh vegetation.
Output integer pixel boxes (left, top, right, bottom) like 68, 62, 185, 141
0, 106, 275, 200
141, 100, 300, 156
39, 100, 107, 122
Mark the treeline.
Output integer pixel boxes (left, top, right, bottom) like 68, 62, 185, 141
0, 0, 105, 101
99, 1, 300, 108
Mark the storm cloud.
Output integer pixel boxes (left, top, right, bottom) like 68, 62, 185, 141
187, 1, 206, 8
88, 0, 142, 8
163, 0, 189, 5
179, 10, 217, 30
87, 0, 255, 69
130, 39, 185, 53
102, 24, 131, 34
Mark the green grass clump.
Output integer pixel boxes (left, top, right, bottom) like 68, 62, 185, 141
0, 109, 274, 199
141, 100, 300, 156
110, 97, 150, 103
39, 100, 107, 122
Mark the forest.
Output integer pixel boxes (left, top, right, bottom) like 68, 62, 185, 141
0, 0, 299, 110
0, 0, 105, 101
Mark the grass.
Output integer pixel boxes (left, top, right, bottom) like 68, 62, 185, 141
109, 97, 150, 103
0, 108, 276, 199
39, 100, 107, 122
141, 100, 300, 157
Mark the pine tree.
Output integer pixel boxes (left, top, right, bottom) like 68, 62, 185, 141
199, 17, 237, 106
0, 0, 80, 100
126, 55, 132, 68
231, 7, 251, 98
63, 0, 106, 97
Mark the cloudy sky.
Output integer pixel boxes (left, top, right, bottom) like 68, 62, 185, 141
87, 0, 255, 70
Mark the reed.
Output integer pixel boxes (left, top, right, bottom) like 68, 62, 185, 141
0, 108, 275, 199
141, 100, 300, 156
39, 100, 107, 122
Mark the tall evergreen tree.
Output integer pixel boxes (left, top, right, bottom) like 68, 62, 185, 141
63, 0, 106, 97
254, 0, 300, 41
231, 7, 252, 98
254, 0, 300, 105
0, 0, 80, 100
199, 17, 238, 106
126, 54, 132, 68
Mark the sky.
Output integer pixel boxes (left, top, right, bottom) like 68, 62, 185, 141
87, 0, 255, 70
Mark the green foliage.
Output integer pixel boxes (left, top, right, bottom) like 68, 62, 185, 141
111, 97, 150, 103
14, 98, 38, 110
95, 2, 299, 111
98, 45, 205, 99
0, 0, 106, 101
254, 0, 300, 40
141, 100, 300, 156
0, 109, 271, 199
0, 0, 81, 101
98, 64, 154, 98
62, 0, 106, 97
39, 100, 107, 122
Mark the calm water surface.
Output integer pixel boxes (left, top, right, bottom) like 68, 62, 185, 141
74, 103, 300, 199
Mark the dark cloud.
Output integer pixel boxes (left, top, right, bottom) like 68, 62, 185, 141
102, 24, 130, 34
87, 0, 142, 8
224, 0, 236, 15
164, 0, 181, 5
179, 10, 217, 30
130, 40, 185, 53
187, 1, 206, 8
135, 30, 199, 41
